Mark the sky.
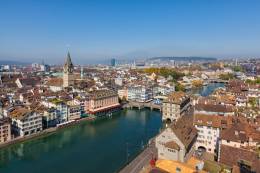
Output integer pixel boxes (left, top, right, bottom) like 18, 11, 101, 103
0, 0, 260, 64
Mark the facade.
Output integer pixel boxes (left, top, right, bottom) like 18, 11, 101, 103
63, 52, 74, 88
0, 117, 11, 143
43, 108, 58, 128
193, 114, 233, 154
162, 92, 191, 122
155, 115, 197, 163
86, 90, 120, 116
10, 108, 42, 137
127, 86, 153, 102
117, 88, 128, 100
42, 99, 68, 123
67, 101, 81, 120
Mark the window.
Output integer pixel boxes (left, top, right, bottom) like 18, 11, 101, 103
176, 167, 181, 173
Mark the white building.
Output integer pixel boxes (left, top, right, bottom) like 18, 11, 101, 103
10, 108, 42, 137
155, 115, 197, 162
193, 114, 233, 154
127, 86, 153, 102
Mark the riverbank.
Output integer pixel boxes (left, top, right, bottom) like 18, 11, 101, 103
0, 116, 96, 149
118, 138, 157, 173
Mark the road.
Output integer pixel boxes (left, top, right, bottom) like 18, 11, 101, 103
119, 139, 157, 173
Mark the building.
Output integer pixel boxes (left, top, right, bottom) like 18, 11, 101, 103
127, 86, 153, 102
155, 157, 206, 173
193, 114, 233, 154
155, 115, 197, 162
63, 52, 74, 88
218, 144, 260, 172
42, 107, 58, 128
86, 90, 120, 116
111, 58, 116, 67
10, 108, 42, 137
194, 103, 234, 116
0, 117, 11, 143
67, 101, 81, 120
220, 122, 260, 149
117, 88, 128, 100
162, 91, 191, 122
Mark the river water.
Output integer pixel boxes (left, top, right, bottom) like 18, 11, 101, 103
0, 109, 162, 173
0, 83, 223, 173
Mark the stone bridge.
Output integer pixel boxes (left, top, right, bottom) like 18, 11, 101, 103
126, 101, 162, 112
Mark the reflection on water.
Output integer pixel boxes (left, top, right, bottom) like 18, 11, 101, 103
190, 83, 225, 96
0, 109, 162, 173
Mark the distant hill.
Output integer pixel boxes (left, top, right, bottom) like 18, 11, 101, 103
0, 60, 29, 65
148, 56, 217, 61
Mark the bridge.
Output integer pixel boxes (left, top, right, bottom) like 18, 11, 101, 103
207, 79, 228, 84
125, 101, 162, 112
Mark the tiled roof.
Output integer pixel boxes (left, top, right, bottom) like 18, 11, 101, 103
164, 91, 189, 104
221, 122, 260, 143
10, 107, 32, 120
219, 144, 260, 172
195, 103, 234, 113
194, 114, 233, 129
170, 115, 197, 149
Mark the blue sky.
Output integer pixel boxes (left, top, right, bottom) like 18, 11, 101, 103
0, 0, 260, 64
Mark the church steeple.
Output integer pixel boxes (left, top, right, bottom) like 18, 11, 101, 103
63, 52, 74, 74
63, 52, 74, 87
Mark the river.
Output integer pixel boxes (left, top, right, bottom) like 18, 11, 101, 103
0, 109, 162, 173
0, 83, 224, 173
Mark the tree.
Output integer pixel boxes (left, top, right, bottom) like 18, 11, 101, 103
248, 97, 257, 108
175, 82, 185, 91
219, 73, 234, 80
192, 80, 203, 88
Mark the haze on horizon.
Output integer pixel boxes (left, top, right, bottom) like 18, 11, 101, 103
0, 0, 260, 65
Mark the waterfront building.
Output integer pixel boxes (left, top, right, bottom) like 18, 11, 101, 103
155, 115, 197, 162
86, 90, 120, 116
43, 107, 58, 128
117, 88, 128, 100
10, 108, 42, 137
42, 99, 68, 123
127, 85, 153, 102
162, 91, 191, 122
0, 117, 11, 143
63, 52, 74, 88
67, 101, 81, 120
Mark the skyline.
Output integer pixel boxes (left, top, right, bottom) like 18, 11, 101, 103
1, 0, 260, 64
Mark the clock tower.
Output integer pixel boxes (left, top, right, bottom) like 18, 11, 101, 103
63, 52, 74, 87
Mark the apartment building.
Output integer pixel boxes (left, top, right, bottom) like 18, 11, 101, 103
162, 91, 191, 122
86, 90, 120, 116
127, 86, 153, 102
0, 117, 11, 143
10, 107, 42, 137
193, 114, 233, 153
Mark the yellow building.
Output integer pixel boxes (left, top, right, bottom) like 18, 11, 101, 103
156, 157, 207, 173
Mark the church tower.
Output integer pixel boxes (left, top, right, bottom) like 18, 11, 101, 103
63, 52, 74, 87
